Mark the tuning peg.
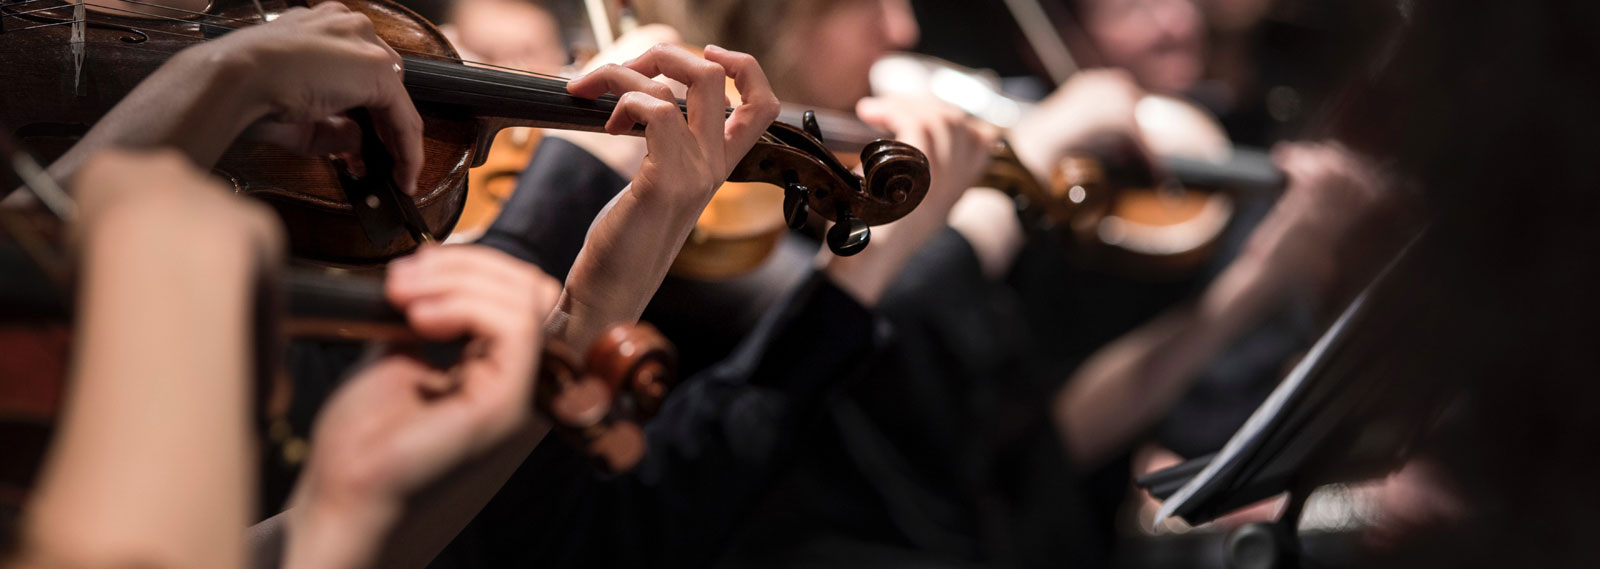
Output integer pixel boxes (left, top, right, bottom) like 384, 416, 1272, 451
784, 184, 810, 229
826, 208, 870, 256
803, 110, 824, 143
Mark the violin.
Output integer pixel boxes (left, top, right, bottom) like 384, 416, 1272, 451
870, 52, 1287, 277
0, 144, 674, 507
0, 0, 930, 265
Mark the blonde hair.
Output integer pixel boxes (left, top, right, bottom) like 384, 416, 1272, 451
632, 0, 840, 98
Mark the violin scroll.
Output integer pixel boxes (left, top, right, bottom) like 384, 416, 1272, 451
537, 322, 676, 474
728, 118, 930, 256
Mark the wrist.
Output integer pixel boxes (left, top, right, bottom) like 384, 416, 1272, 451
170, 39, 277, 137
625, 179, 715, 229
283, 490, 399, 569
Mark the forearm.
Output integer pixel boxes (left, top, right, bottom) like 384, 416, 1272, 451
551, 185, 704, 348
280, 422, 553, 569
1055, 248, 1284, 468
21, 210, 259, 569
47, 47, 266, 186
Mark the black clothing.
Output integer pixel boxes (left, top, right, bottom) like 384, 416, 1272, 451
722, 194, 1309, 569
477, 137, 628, 279
432, 270, 883, 569
426, 138, 888, 568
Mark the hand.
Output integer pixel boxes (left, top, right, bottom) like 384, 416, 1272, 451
568, 43, 780, 212
1245, 141, 1403, 299
44, 3, 423, 194
1009, 69, 1147, 182
544, 24, 686, 178
822, 96, 1000, 305
284, 245, 559, 569
552, 43, 779, 348
203, 2, 424, 194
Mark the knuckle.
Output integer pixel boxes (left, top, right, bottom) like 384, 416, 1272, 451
349, 12, 374, 31
647, 42, 676, 57
692, 61, 723, 83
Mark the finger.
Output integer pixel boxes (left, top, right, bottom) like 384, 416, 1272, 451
311, 1, 348, 14
368, 70, 426, 195
403, 294, 531, 367
578, 24, 682, 74
386, 245, 539, 306
703, 44, 779, 165
567, 63, 677, 103
621, 44, 726, 149
856, 97, 924, 144
608, 91, 692, 141
364, 352, 457, 397
387, 266, 528, 321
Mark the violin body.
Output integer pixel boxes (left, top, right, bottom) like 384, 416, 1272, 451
222, 0, 480, 264
0, 208, 675, 507
872, 53, 1285, 278
0, 0, 481, 264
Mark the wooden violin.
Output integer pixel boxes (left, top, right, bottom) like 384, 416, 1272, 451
0, 0, 930, 265
0, 142, 675, 507
757, 98, 1284, 278
870, 52, 1286, 277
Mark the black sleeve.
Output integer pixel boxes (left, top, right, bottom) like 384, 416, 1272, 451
475, 137, 626, 280
430, 270, 887, 569
598, 269, 888, 568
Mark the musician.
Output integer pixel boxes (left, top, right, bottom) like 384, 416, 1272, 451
584, 2, 1417, 568
425, 41, 998, 569
436, 0, 569, 73
5, 146, 562, 569
2, 4, 904, 569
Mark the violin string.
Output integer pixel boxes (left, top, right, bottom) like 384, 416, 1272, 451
0, 1, 593, 98
103, 0, 258, 25
6, 8, 238, 42
1, 0, 569, 81
3, 0, 731, 123
0, 0, 718, 111
2, 3, 82, 19
2, 1, 246, 35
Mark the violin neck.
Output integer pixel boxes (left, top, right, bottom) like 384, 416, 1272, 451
401, 56, 619, 133
776, 106, 887, 154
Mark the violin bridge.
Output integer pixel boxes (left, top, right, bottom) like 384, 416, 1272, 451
70, 0, 85, 95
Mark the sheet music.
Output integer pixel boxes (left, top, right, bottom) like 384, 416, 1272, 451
1152, 232, 1423, 527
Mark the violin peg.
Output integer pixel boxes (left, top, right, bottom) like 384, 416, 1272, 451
550, 376, 613, 429
826, 210, 870, 256
584, 323, 677, 420
802, 110, 824, 143
588, 420, 647, 474
784, 184, 810, 229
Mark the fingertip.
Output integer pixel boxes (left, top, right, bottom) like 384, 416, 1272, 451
404, 300, 456, 340
386, 256, 419, 299
604, 114, 634, 136
566, 75, 597, 97
856, 97, 883, 116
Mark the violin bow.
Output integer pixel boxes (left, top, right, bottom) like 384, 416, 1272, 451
0, 125, 75, 288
